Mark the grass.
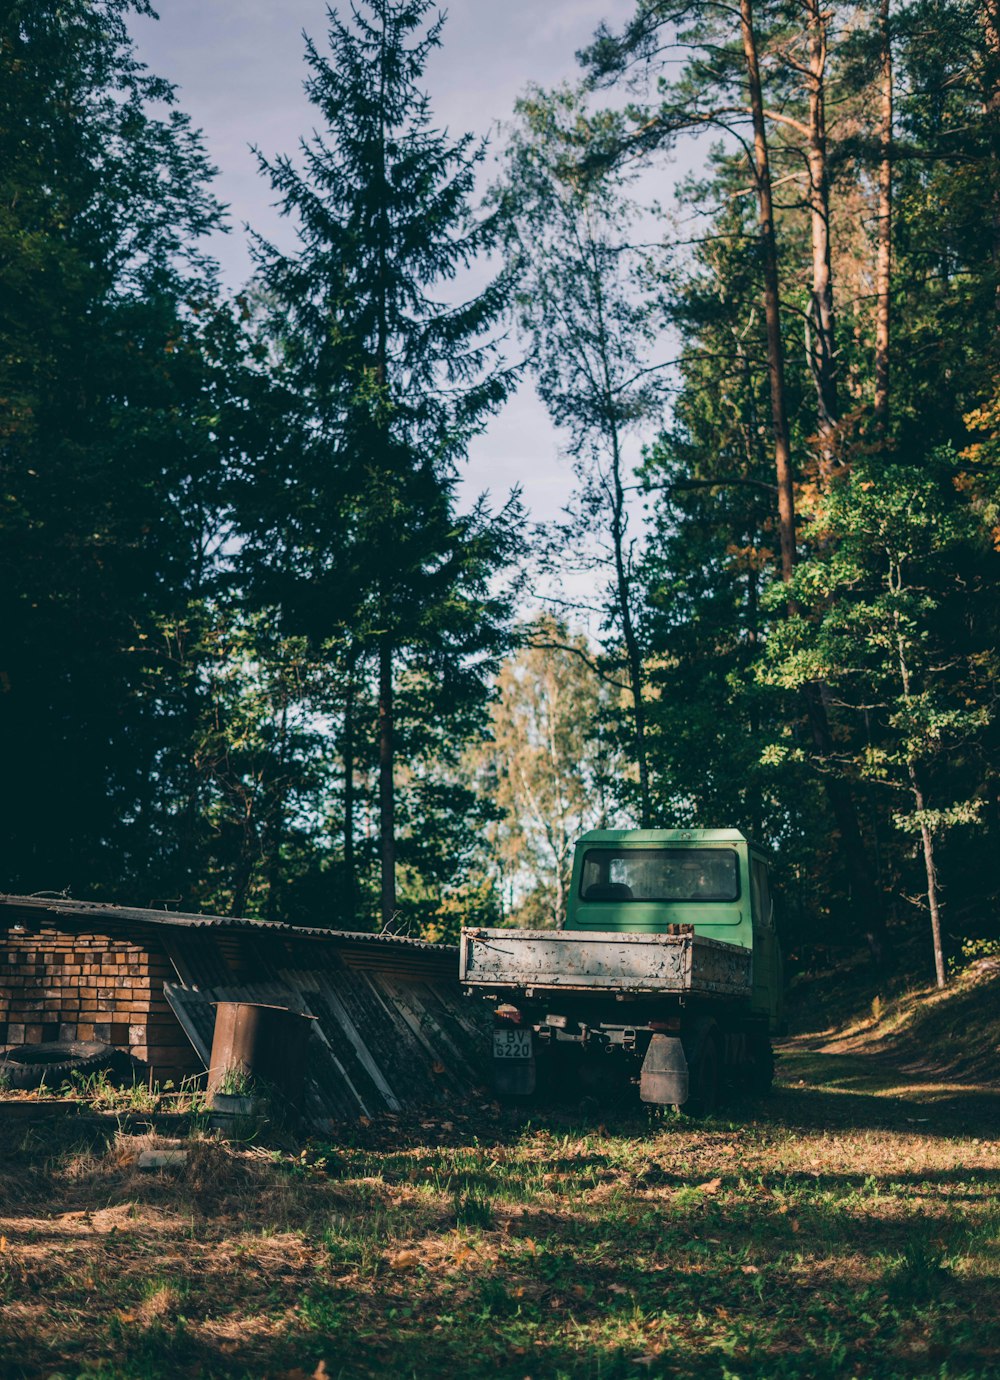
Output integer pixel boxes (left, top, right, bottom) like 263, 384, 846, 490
1, 960, 998, 1378
0, 1068, 210, 1116
1, 1038, 997, 1380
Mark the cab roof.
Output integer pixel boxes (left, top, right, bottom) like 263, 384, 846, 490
578, 828, 770, 856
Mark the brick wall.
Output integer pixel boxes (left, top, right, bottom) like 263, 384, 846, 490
0, 925, 201, 1083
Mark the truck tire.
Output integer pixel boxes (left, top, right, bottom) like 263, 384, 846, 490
0, 1041, 116, 1091
685, 1026, 721, 1118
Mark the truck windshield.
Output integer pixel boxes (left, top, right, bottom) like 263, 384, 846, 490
580, 848, 740, 903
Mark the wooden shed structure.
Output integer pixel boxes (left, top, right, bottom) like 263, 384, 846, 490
0, 895, 488, 1126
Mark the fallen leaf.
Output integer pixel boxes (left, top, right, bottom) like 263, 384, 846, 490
698, 1178, 722, 1194
390, 1250, 420, 1269
740, 1265, 760, 1275
790, 1219, 801, 1234
609, 1283, 629, 1295
314, 1363, 330, 1380
0, 1236, 6, 1253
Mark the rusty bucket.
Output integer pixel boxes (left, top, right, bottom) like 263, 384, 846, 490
207, 1001, 314, 1117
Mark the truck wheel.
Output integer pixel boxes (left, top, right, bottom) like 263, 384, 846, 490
685, 1029, 721, 1118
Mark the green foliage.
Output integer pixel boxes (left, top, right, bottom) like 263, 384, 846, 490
948, 936, 1000, 977
0, 0, 230, 901
579, 0, 1000, 960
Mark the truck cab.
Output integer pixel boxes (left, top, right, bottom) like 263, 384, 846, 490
567, 828, 782, 1031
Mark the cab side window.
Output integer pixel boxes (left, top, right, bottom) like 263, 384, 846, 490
751, 860, 773, 928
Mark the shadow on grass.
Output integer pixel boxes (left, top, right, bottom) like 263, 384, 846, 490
12, 1200, 995, 1380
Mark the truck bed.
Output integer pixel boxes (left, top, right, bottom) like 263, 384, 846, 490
459, 927, 751, 999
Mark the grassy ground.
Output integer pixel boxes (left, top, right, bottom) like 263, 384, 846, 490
1, 972, 998, 1379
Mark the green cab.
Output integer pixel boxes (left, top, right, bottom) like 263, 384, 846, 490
566, 828, 783, 1030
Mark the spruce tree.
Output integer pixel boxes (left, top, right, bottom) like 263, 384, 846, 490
244, 0, 522, 929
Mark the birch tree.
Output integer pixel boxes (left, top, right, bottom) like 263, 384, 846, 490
487, 620, 621, 927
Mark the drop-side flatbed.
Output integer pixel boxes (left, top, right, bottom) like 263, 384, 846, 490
460, 927, 751, 999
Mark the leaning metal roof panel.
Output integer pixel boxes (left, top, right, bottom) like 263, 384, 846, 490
163, 944, 492, 1128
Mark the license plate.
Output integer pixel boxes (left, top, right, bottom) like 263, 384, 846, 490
493, 1028, 532, 1059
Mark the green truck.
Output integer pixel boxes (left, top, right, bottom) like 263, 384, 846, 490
459, 828, 783, 1114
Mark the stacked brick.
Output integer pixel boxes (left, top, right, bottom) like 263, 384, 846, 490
0, 925, 200, 1083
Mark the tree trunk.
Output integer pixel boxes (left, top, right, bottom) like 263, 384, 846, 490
378, 636, 396, 929
588, 230, 653, 828
739, 0, 797, 586
804, 0, 838, 475
263, 694, 289, 924
874, 0, 893, 428
374, 10, 396, 933
608, 432, 652, 828
342, 647, 357, 927
230, 790, 258, 919
909, 763, 947, 987
979, 0, 1000, 316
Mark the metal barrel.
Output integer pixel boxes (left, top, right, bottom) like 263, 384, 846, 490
207, 1001, 313, 1114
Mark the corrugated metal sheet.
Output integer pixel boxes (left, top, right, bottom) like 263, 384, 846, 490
0, 893, 449, 951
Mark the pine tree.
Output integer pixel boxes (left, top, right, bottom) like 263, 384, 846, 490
243, 0, 523, 928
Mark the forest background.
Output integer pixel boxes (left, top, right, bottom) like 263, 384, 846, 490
2, 0, 999, 989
